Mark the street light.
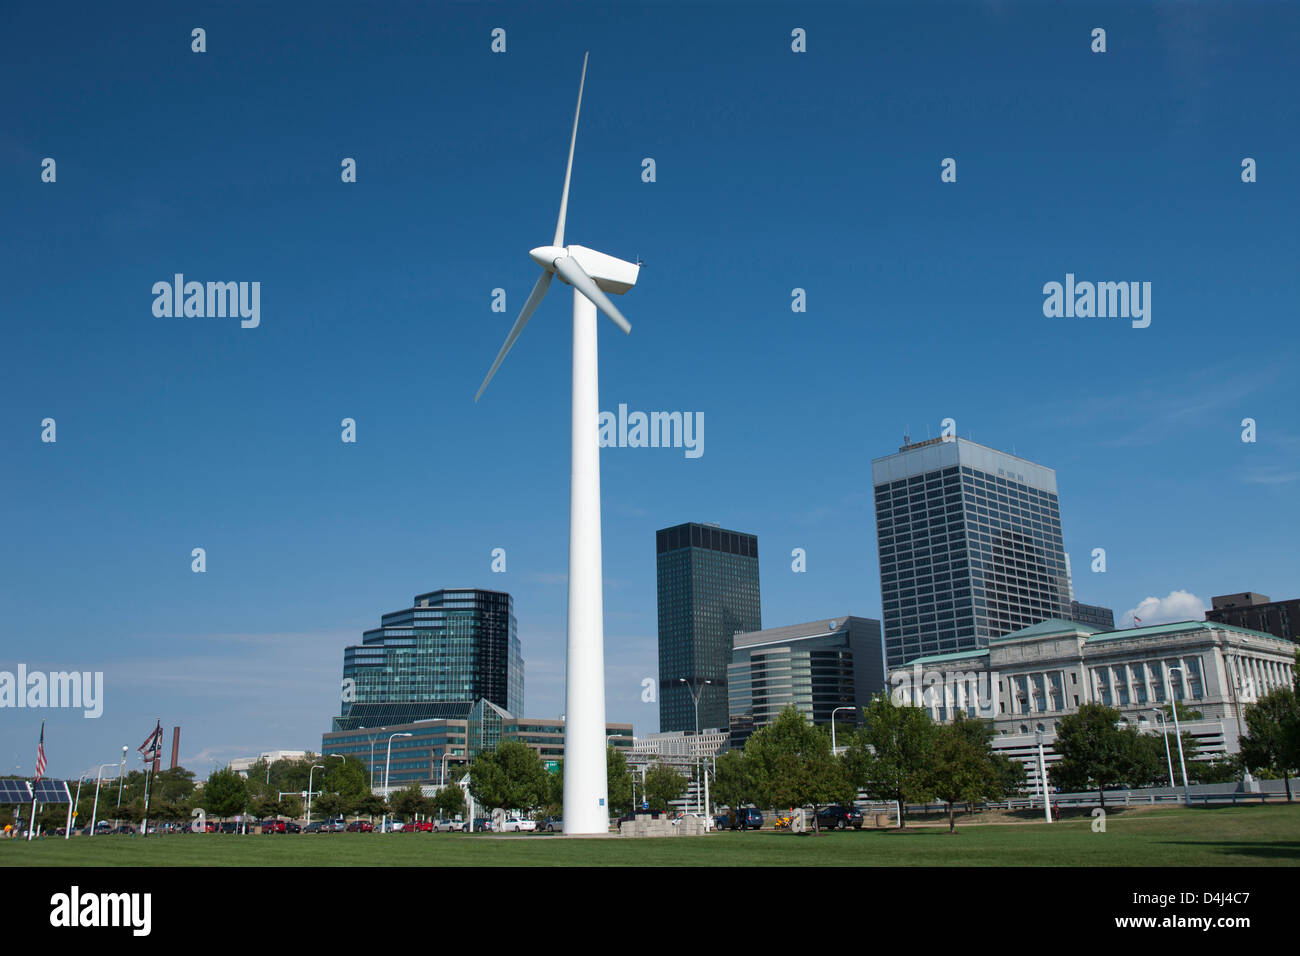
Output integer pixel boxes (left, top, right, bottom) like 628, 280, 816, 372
1152, 709, 1176, 795
1166, 667, 1192, 805
382, 733, 413, 833
1034, 729, 1052, 823
89, 762, 119, 836
306, 764, 325, 826
115, 745, 127, 828
830, 706, 855, 753
678, 678, 711, 816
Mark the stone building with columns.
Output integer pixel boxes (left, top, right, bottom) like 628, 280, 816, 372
888, 618, 1297, 779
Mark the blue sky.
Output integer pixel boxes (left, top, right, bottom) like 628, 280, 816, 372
2, 1, 1297, 779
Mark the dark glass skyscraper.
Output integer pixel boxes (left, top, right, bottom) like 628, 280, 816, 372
872, 437, 1072, 672
333, 588, 524, 732
656, 522, 761, 733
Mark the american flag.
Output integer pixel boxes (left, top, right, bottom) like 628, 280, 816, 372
138, 720, 163, 763
34, 721, 46, 783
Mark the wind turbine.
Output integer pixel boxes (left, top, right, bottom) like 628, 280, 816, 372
475, 52, 639, 835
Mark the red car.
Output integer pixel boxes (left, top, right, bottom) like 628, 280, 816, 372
345, 820, 373, 832
262, 820, 286, 834
402, 820, 433, 833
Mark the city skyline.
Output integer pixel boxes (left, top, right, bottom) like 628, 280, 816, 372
3, 3, 1299, 778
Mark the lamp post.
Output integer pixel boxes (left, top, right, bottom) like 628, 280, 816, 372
1034, 729, 1052, 823
1152, 710, 1176, 795
68, 769, 93, 840
382, 733, 412, 832
678, 678, 711, 815
367, 732, 383, 791
89, 762, 118, 836
830, 706, 855, 754
306, 764, 325, 826
1166, 668, 1191, 805
115, 745, 127, 828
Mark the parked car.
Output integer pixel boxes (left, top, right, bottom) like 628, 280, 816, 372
434, 819, 465, 832
324, 819, 347, 832
345, 820, 373, 833
716, 807, 764, 830
304, 821, 326, 833
403, 819, 433, 832
471, 817, 494, 832
501, 817, 537, 833
111, 825, 136, 835
815, 805, 864, 830
541, 817, 562, 833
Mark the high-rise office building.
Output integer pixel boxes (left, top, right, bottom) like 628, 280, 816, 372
1070, 600, 1115, 631
332, 587, 524, 732
727, 616, 884, 749
872, 437, 1072, 672
657, 522, 761, 733
1206, 592, 1299, 643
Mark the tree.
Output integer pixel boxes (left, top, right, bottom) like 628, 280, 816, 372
390, 782, 432, 820
606, 747, 634, 816
150, 767, 196, 804
745, 706, 853, 833
324, 758, 369, 801
312, 792, 345, 820
927, 715, 1013, 833
202, 767, 248, 819
433, 786, 467, 819
642, 764, 688, 813
1239, 687, 1300, 802
712, 749, 758, 824
351, 793, 388, 820
467, 741, 548, 813
1051, 704, 1156, 806
846, 694, 939, 827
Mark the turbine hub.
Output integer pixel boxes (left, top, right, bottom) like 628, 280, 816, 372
530, 245, 567, 271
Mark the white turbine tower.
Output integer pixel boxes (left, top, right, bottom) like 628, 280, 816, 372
475, 52, 638, 835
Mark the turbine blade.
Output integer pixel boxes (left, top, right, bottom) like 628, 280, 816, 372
553, 52, 589, 249
474, 270, 553, 402
554, 255, 632, 334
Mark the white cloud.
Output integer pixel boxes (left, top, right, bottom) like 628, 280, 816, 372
1121, 589, 1207, 627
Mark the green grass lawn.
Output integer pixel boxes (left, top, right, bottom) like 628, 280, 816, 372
3, 804, 1297, 867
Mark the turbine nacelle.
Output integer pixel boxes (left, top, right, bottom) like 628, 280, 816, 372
475, 51, 639, 405
530, 244, 640, 296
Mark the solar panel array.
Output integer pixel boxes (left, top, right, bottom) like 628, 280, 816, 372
0, 779, 73, 804
0, 779, 32, 802
35, 779, 71, 803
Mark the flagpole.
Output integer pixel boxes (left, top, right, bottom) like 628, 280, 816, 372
28, 720, 46, 842
63, 782, 73, 840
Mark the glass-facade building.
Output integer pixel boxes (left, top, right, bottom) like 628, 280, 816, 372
872, 437, 1072, 672
321, 701, 633, 789
657, 522, 762, 733
727, 616, 884, 749
333, 588, 524, 732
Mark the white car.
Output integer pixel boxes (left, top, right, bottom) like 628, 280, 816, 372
501, 817, 537, 832
434, 819, 464, 832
